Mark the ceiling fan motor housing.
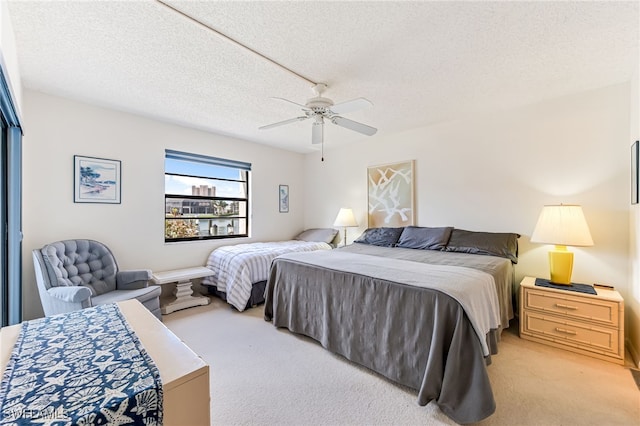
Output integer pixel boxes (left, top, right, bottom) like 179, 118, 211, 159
306, 97, 334, 112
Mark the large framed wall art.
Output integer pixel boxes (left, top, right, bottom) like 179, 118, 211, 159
367, 160, 415, 227
74, 155, 121, 204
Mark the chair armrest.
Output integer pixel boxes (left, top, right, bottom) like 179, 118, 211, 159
48, 286, 92, 303
116, 269, 152, 290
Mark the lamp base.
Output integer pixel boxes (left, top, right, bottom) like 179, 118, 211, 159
548, 245, 573, 285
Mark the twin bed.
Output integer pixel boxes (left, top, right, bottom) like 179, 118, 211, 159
202, 228, 338, 311
205, 225, 519, 424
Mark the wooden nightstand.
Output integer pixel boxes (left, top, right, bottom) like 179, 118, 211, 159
519, 276, 624, 365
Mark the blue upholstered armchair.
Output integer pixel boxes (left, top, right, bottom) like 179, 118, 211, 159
33, 239, 162, 319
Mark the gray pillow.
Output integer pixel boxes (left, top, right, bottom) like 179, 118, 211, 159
354, 227, 404, 247
445, 229, 520, 264
396, 226, 453, 250
294, 228, 339, 244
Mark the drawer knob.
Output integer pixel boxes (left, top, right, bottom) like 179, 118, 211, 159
555, 303, 578, 310
555, 327, 577, 335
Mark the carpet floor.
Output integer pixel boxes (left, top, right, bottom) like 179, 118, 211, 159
163, 296, 639, 425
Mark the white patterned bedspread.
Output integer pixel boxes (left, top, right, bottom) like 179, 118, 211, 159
202, 240, 331, 311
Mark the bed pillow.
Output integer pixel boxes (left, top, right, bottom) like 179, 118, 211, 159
294, 228, 339, 244
353, 227, 404, 247
444, 229, 520, 263
396, 226, 453, 250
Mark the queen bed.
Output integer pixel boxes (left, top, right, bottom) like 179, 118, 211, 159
264, 226, 519, 424
202, 228, 338, 311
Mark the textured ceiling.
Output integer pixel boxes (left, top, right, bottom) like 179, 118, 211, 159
6, 1, 639, 153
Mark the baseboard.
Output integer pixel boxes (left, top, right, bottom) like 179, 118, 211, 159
625, 338, 640, 369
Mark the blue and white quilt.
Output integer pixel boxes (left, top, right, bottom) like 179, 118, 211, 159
0, 303, 163, 425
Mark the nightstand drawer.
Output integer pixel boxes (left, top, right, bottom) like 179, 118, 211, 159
523, 288, 618, 327
521, 311, 620, 356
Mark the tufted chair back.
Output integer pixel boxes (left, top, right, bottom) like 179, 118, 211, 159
40, 239, 118, 296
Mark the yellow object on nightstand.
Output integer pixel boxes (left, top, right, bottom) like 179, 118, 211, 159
519, 276, 624, 365
547, 245, 574, 284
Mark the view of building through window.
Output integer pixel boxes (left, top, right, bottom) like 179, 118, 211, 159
164, 150, 250, 242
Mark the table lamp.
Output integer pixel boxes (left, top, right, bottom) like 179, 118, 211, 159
333, 208, 358, 247
530, 204, 593, 285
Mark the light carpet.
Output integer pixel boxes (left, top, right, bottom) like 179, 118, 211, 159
163, 297, 639, 425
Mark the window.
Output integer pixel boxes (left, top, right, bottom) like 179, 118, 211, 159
164, 150, 250, 242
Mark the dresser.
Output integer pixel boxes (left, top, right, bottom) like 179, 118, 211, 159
0, 300, 210, 425
519, 276, 624, 365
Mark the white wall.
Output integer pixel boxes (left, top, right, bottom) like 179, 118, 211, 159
21, 90, 305, 320
304, 83, 631, 305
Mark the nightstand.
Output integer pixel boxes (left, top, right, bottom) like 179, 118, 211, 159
519, 276, 624, 365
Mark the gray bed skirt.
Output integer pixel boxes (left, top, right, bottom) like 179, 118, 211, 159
264, 256, 500, 424
206, 280, 267, 310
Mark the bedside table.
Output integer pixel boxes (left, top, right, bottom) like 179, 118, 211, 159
519, 276, 624, 365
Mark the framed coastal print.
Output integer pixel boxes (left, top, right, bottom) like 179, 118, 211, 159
74, 155, 121, 204
367, 160, 415, 227
633, 141, 639, 205
279, 184, 289, 213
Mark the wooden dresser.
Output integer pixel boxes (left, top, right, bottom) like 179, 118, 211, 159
519, 276, 624, 365
0, 300, 210, 425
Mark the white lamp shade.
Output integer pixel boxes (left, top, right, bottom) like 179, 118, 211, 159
530, 205, 594, 247
333, 208, 358, 227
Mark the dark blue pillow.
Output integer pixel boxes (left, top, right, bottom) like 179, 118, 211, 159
396, 226, 453, 250
354, 227, 404, 247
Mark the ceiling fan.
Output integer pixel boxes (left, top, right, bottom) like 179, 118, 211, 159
259, 84, 377, 145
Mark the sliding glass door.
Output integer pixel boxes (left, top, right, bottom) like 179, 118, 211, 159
0, 67, 22, 327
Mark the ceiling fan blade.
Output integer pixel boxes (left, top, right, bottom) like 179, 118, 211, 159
330, 97, 373, 115
312, 121, 324, 144
331, 116, 377, 136
272, 97, 310, 110
259, 116, 307, 130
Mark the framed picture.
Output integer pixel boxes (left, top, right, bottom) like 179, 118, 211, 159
633, 141, 639, 205
74, 155, 121, 204
279, 184, 289, 213
367, 160, 415, 227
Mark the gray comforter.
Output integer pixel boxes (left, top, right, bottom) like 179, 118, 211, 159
340, 243, 514, 327
264, 244, 515, 424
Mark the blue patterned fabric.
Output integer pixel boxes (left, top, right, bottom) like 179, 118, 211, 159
0, 303, 162, 425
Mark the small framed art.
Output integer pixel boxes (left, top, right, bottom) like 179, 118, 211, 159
633, 141, 639, 205
279, 184, 289, 213
74, 155, 121, 204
